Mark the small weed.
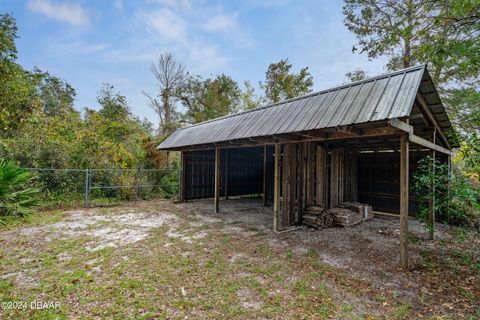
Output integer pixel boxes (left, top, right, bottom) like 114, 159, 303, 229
392, 303, 412, 319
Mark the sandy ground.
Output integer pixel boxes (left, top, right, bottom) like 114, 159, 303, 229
183, 198, 469, 311
1, 198, 477, 318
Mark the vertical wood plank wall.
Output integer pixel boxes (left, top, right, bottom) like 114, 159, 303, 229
278, 143, 358, 229
329, 147, 358, 209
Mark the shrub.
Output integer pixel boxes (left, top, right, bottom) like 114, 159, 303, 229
0, 159, 40, 222
413, 156, 480, 230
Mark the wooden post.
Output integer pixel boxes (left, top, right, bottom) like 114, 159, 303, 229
400, 134, 409, 269
282, 144, 290, 227
447, 154, 451, 223
315, 144, 326, 207
180, 151, 186, 202
289, 144, 297, 226
297, 142, 305, 224
214, 147, 220, 213
330, 148, 339, 208
263, 145, 267, 206
224, 149, 229, 200
273, 144, 281, 231
428, 131, 436, 240
306, 142, 314, 207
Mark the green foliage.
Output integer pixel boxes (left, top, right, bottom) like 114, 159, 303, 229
260, 58, 313, 104
343, 0, 480, 81
343, 0, 480, 189
0, 13, 17, 61
344, 69, 368, 83
179, 74, 242, 124
0, 159, 39, 221
241, 80, 264, 110
444, 87, 480, 135
412, 156, 480, 230
0, 13, 43, 132
38, 72, 77, 117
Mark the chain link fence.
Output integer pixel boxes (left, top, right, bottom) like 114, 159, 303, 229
27, 168, 180, 208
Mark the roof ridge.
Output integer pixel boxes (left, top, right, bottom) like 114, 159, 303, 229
174, 64, 427, 132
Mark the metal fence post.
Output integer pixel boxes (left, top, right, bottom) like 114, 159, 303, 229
84, 169, 90, 208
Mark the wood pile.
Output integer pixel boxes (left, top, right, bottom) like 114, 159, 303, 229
337, 202, 373, 221
302, 202, 373, 228
302, 205, 335, 229
329, 207, 362, 227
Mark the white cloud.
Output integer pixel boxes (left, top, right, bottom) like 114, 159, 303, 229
150, 0, 192, 10
26, 0, 90, 27
204, 14, 237, 32
113, 0, 124, 10
138, 8, 188, 43
47, 39, 108, 56
131, 1, 253, 72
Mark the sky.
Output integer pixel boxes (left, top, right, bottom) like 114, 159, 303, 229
3, 0, 389, 127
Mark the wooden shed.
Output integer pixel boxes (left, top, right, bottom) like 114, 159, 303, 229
158, 65, 458, 268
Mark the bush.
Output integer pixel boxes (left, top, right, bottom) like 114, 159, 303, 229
413, 156, 480, 230
0, 159, 40, 223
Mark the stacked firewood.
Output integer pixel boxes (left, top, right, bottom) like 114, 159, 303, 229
337, 202, 373, 221
302, 205, 335, 229
329, 207, 362, 227
302, 202, 373, 228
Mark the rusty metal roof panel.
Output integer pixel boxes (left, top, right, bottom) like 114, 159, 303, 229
158, 65, 456, 149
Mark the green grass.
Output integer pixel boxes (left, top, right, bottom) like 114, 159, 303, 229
1, 202, 478, 319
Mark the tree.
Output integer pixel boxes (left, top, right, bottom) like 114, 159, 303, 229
98, 84, 130, 120
241, 80, 264, 110
179, 74, 242, 124
146, 52, 185, 135
260, 59, 313, 103
343, 0, 480, 180
37, 72, 77, 117
0, 13, 17, 61
0, 13, 42, 133
343, 0, 479, 83
345, 69, 368, 82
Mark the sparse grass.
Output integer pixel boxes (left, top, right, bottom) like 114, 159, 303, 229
0, 201, 478, 319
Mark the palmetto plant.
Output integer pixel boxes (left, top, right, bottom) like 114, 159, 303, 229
0, 159, 39, 222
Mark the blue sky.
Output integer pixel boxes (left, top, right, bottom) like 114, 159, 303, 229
4, 0, 388, 126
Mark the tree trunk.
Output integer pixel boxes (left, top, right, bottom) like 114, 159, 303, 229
403, 38, 411, 68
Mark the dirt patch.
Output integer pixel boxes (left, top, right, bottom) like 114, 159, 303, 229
183, 198, 477, 317
1, 199, 477, 319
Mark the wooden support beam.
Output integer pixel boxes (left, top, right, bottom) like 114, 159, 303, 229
399, 134, 409, 269
389, 118, 413, 134
224, 149, 229, 200
306, 142, 315, 207
416, 93, 451, 149
315, 144, 327, 207
351, 151, 358, 202
330, 148, 339, 208
409, 134, 452, 155
282, 144, 290, 228
336, 125, 361, 136
297, 142, 305, 224
289, 144, 297, 226
214, 147, 220, 213
180, 151, 186, 202
273, 144, 281, 231
262, 145, 267, 206
447, 154, 451, 223
389, 118, 452, 155
428, 131, 436, 240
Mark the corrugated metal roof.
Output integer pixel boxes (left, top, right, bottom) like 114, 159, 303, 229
158, 65, 454, 150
